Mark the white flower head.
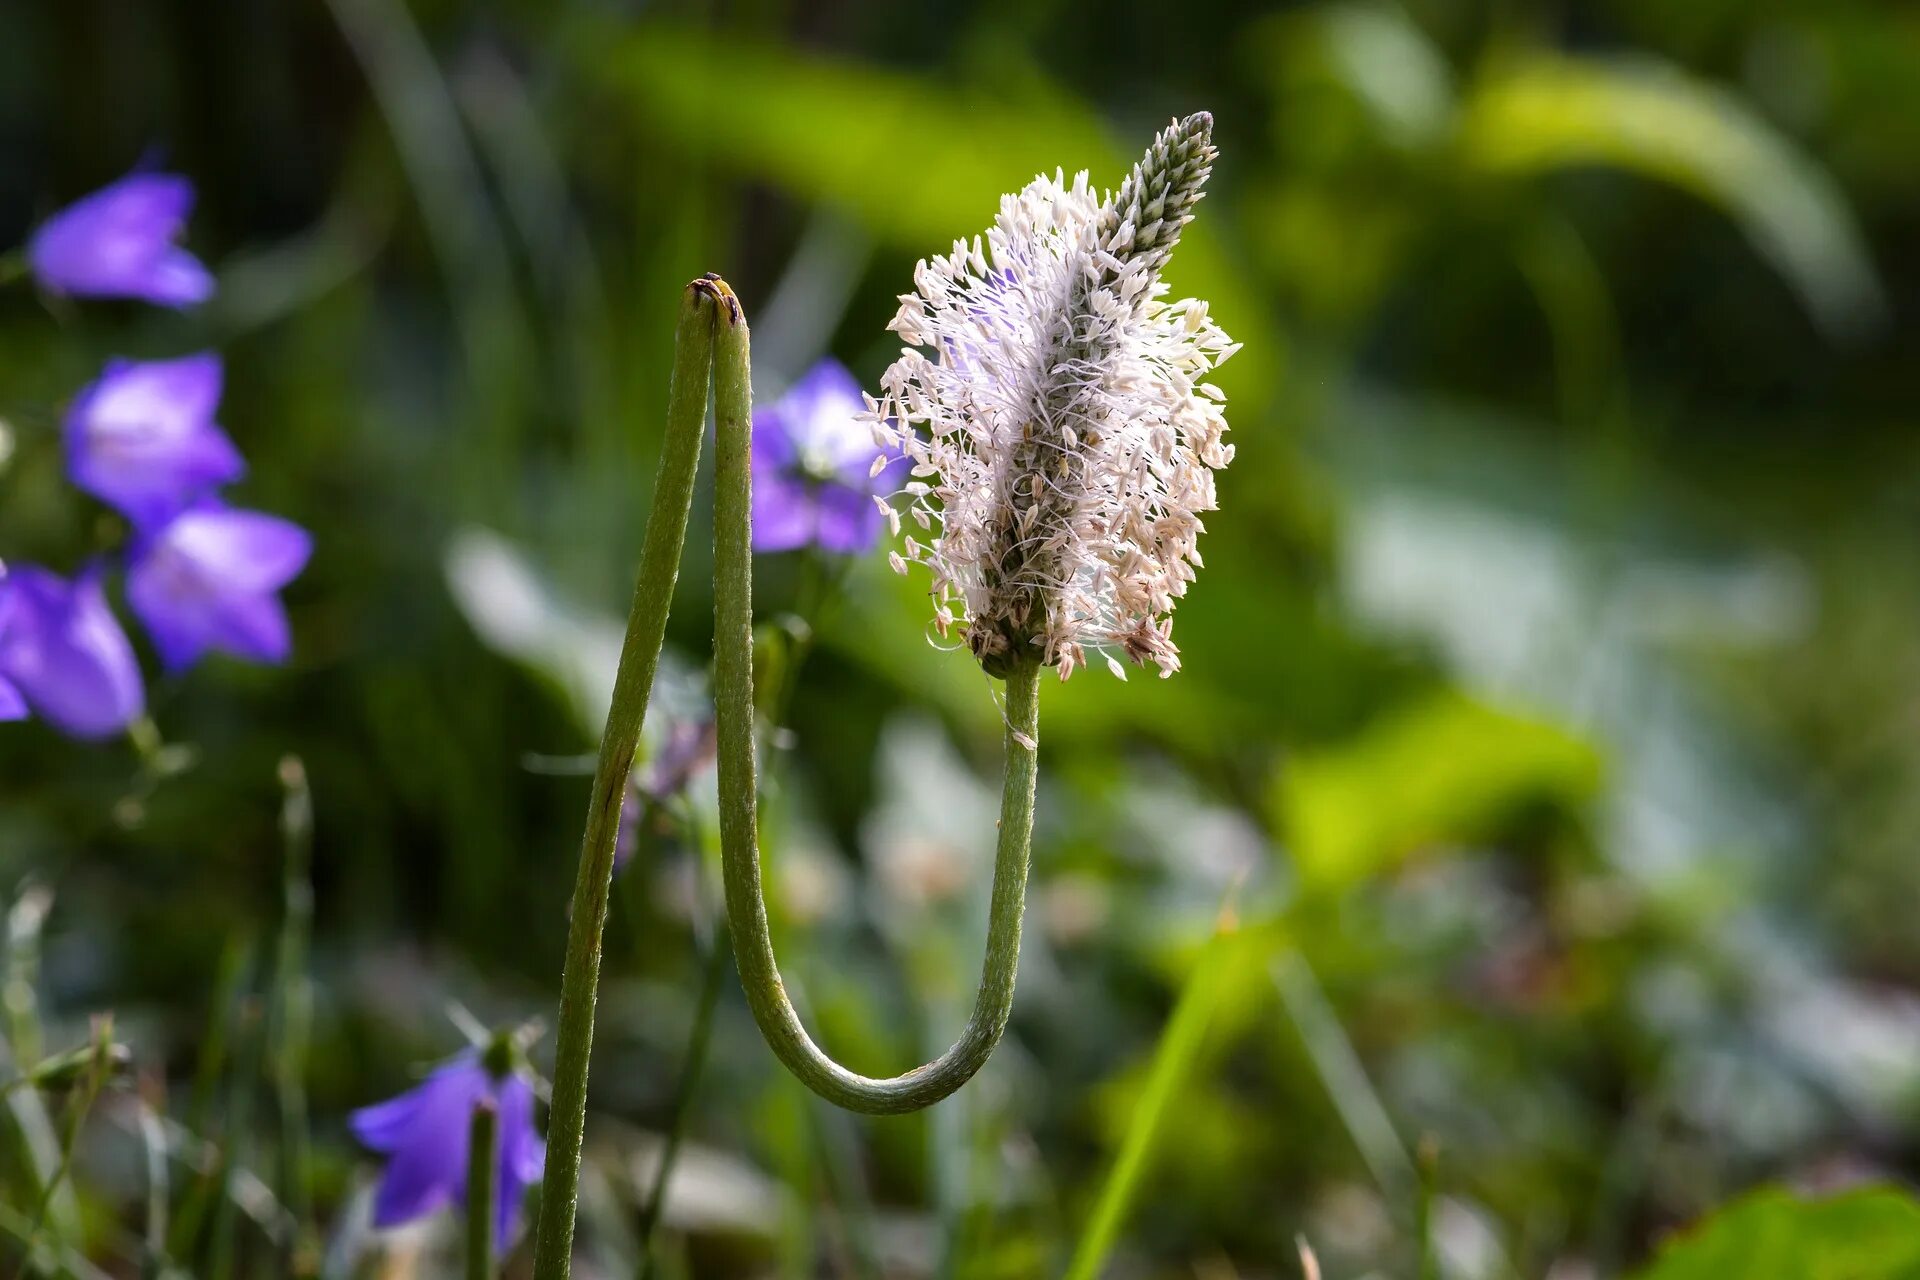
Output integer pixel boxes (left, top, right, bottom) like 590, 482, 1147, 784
870, 113, 1238, 680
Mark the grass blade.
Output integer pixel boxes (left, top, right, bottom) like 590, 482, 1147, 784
1063, 906, 1240, 1280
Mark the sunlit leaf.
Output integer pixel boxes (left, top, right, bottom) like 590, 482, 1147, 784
572, 22, 1280, 404
1317, 2, 1456, 147
1631, 1185, 1920, 1280
1275, 688, 1600, 889
1458, 52, 1884, 337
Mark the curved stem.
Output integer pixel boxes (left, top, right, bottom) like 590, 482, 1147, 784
530, 279, 722, 1280
709, 279, 1042, 1115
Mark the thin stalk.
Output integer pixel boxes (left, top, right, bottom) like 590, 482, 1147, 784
207, 1000, 263, 1280
708, 277, 1043, 1115
1415, 1136, 1439, 1280
633, 923, 727, 1280
269, 756, 315, 1258
467, 1100, 499, 1280
529, 278, 723, 1280
136, 1099, 172, 1280
167, 942, 254, 1266
17, 1019, 116, 1278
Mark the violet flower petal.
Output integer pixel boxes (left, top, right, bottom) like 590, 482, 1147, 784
28, 172, 213, 308
0, 676, 26, 722
813, 482, 885, 554
66, 353, 243, 527
783, 359, 877, 478
0, 566, 144, 740
750, 468, 818, 553
126, 505, 312, 672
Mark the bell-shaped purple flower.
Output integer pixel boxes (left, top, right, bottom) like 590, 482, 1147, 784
350, 1050, 545, 1247
752, 359, 902, 554
66, 353, 244, 527
615, 716, 718, 870
0, 565, 145, 740
126, 502, 311, 673
28, 171, 214, 308
0, 676, 25, 722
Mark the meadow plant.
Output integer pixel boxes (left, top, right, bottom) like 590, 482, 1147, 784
349, 1035, 546, 1251
532, 113, 1232, 1278
0, 169, 311, 740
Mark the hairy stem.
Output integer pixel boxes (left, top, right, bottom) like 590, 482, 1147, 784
529, 279, 722, 1280
710, 277, 1042, 1115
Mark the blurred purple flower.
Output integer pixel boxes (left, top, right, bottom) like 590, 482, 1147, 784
66, 353, 244, 528
0, 565, 144, 739
126, 502, 311, 673
615, 717, 717, 869
752, 359, 902, 554
350, 1050, 544, 1248
28, 171, 214, 307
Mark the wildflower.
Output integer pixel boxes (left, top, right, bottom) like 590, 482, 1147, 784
615, 715, 717, 869
28, 170, 214, 307
350, 1048, 545, 1247
751, 359, 902, 553
871, 114, 1238, 679
0, 565, 144, 739
65, 353, 244, 527
125, 502, 311, 672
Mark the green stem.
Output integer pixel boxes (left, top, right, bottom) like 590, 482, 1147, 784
528, 279, 723, 1280
709, 278, 1042, 1115
633, 922, 727, 1280
18, 1019, 115, 1279
466, 1100, 499, 1280
269, 757, 314, 1261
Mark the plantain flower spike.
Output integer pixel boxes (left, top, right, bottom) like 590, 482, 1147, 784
871, 112, 1238, 682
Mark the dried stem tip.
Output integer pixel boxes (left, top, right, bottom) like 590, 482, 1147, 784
873, 113, 1238, 681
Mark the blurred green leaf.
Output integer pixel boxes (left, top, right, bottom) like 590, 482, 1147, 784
1630, 1185, 1920, 1280
1275, 689, 1600, 889
1458, 51, 1885, 337
1067, 908, 1245, 1280
1317, 3, 1456, 147
573, 22, 1280, 405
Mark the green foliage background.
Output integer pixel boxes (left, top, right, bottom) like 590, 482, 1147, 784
3, 0, 1920, 1276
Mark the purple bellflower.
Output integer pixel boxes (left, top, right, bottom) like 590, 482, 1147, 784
66, 353, 244, 527
751, 359, 902, 554
615, 716, 718, 870
0, 565, 145, 739
126, 502, 311, 673
28, 170, 214, 308
350, 1048, 545, 1248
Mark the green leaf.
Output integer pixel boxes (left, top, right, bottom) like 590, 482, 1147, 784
1631, 1185, 1920, 1280
1275, 689, 1600, 890
573, 22, 1280, 405
1066, 910, 1248, 1280
1457, 52, 1884, 337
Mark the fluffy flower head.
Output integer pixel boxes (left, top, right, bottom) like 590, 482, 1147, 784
871, 113, 1237, 679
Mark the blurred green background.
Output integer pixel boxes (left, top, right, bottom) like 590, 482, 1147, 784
4, 0, 1920, 1276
